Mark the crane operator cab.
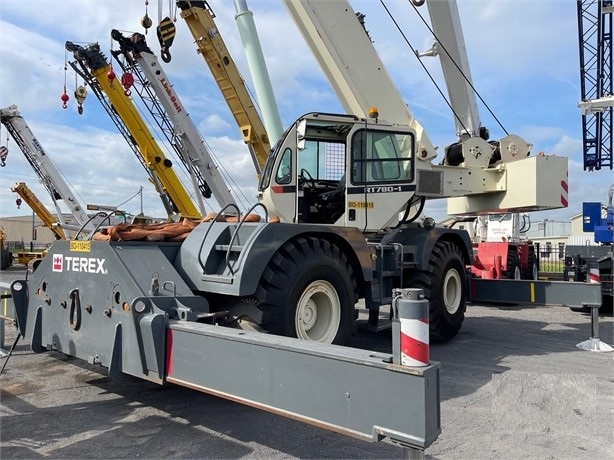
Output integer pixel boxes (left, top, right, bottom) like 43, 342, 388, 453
258, 112, 417, 232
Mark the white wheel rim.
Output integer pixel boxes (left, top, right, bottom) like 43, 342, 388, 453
443, 269, 462, 315
532, 264, 538, 280
514, 266, 522, 280
295, 280, 340, 343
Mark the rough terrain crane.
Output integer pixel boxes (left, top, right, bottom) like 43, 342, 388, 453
66, 41, 202, 220
14, 0, 568, 353
6, 2, 591, 455
0, 105, 104, 236
266, 0, 566, 332
2, 182, 66, 271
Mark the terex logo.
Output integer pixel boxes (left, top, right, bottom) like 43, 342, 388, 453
52, 254, 63, 272
52, 254, 107, 274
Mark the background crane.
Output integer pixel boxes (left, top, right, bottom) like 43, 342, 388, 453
577, 0, 614, 170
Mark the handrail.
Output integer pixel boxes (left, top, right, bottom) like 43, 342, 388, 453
225, 202, 269, 275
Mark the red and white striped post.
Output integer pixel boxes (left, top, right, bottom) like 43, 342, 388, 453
392, 288, 429, 367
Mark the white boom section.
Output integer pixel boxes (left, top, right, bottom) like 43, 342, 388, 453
113, 33, 237, 211
283, 0, 437, 160
1, 105, 99, 234
421, 1, 481, 140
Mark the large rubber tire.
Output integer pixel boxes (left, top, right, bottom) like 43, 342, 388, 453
255, 236, 357, 345
0, 249, 12, 270
407, 241, 467, 341
523, 249, 538, 280
504, 253, 522, 280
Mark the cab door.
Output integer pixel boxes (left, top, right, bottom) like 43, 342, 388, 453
344, 128, 416, 232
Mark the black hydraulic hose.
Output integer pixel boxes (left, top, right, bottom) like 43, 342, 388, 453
0, 332, 21, 376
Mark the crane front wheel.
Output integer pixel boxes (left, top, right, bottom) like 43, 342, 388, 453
255, 236, 357, 345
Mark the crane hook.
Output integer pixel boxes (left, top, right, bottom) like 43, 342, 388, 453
157, 17, 176, 63
0, 145, 8, 167
61, 89, 70, 109
121, 72, 134, 96
74, 85, 87, 115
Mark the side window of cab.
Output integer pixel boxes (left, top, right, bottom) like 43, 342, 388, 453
275, 148, 292, 184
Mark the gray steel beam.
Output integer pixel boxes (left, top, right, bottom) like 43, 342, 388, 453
470, 279, 602, 306
166, 321, 441, 450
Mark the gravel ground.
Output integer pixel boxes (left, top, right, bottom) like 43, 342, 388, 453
1, 265, 613, 459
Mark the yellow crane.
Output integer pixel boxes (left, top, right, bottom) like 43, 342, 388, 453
66, 41, 202, 220
177, 1, 271, 174
11, 182, 66, 240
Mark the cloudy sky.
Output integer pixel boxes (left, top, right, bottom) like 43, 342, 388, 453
0, 0, 611, 228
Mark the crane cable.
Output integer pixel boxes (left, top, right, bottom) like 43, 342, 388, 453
379, 0, 509, 136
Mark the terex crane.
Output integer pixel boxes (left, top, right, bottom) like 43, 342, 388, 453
109, 29, 237, 213
66, 41, 202, 220
8, 3, 574, 453
1, 105, 102, 236
176, 0, 272, 174
14, 0, 567, 350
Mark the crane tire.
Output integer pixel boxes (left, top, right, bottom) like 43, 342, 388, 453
407, 240, 467, 341
504, 252, 522, 280
255, 236, 357, 345
1, 249, 12, 270
523, 249, 538, 280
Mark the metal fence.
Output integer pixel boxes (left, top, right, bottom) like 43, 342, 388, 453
535, 242, 565, 275
6, 241, 51, 252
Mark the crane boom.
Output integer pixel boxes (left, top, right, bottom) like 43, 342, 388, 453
1, 104, 100, 234
11, 182, 67, 240
176, 0, 271, 174
110, 30, 237, 212
66, 41, 201, 220
281, 0, 567, 219
282, 0, 437, 161
577, 0, 613, 171
421, 1, 481, 140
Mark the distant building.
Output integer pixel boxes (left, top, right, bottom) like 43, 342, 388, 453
0, 215, 58, 249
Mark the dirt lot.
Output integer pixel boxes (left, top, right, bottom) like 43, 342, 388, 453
1, 266, 613, 459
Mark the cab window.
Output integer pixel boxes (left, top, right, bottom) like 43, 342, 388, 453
351, 130, 414, 184
275, 148, 292, 184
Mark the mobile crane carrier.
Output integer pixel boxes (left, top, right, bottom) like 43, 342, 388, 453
12, 0, 568, 359
5, 1, 588, 455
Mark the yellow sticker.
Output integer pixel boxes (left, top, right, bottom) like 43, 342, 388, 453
348, 201, 374, 209
70, 240, 91, 252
